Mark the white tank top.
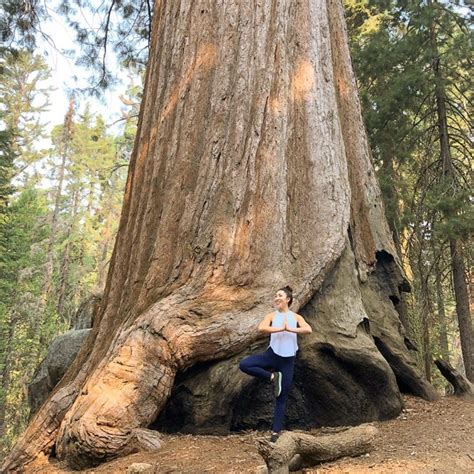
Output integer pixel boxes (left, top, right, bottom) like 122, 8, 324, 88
269, 310, 298, 357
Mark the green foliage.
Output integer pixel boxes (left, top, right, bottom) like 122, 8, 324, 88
345, 0, 472, 385
2, 1, 149, 94
0, 117, 15, 215
0, 1, 46, 49
0, 187, 49, 453
53, 106, 124, 314
0, 49, 51, 184
0, 188, 48, 302
58, 0, 150, 92
0, 49, 17, 216
425, 185, 473, 240
0, 43, 139, 452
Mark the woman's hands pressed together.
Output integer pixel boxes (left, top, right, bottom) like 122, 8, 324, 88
258, 312, 312, 334
283, 316, 312, 334
258, 313, 285, 333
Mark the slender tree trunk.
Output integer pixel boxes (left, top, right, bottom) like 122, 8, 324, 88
42, 97, 75, 302
95, 231, 111, 293
381, 156, 402, 261
94, 170, 120, 293
434, 255, 450, 362
57, 188, 80, 317
421, 277, 433, 382
2, 1, 435, 471
419, 268, 432, 382
429, 0, 473, 380
380, 154, 411, 333
449, 239, 473, 379
86, 179, 95, 216
30, 99, 76, 365
0, 310, 18, 440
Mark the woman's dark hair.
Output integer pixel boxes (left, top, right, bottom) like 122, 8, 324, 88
278, 286, 293, 307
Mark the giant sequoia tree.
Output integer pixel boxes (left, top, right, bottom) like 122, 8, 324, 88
2, 0, 437, 471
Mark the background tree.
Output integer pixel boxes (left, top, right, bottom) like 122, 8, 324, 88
0, 52, 132, 457
0, 50, 51, 184
344, 0, 473, 384
41, 97, 76, 324
54, 106, 119, 320
0, 47, 53, 450
0, 187, 49, 448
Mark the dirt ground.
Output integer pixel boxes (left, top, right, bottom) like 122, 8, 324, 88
30, 394, 473, 473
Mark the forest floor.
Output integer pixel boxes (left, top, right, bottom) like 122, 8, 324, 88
34, 394, 473, 473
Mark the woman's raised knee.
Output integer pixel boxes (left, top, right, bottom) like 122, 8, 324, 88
239, 358, 250, 372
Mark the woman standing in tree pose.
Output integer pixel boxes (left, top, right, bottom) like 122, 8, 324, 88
239, 286, 312, 442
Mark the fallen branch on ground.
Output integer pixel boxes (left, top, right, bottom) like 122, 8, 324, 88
257, 423, 378, 474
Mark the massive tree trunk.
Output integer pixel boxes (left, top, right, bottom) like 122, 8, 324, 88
2, 0, 436, 471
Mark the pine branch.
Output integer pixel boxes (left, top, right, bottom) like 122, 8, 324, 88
444, 97, 471, 125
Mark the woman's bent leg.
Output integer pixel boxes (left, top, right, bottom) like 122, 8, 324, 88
239, 350, 274, 380
272, 356, 295, 433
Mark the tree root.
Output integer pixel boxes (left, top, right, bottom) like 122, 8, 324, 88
435, 359, 474, 398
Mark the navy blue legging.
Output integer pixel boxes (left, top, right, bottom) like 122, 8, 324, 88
239, 346, 296, 432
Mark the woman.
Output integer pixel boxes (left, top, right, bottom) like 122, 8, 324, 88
239, 286, 312, 442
